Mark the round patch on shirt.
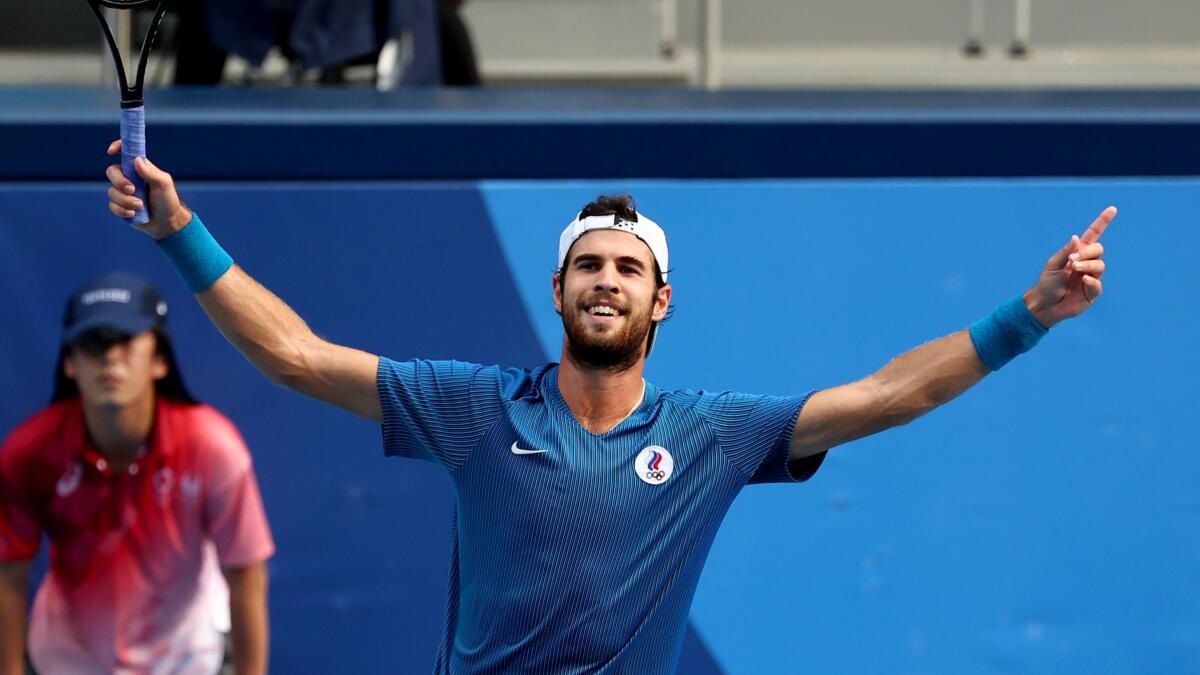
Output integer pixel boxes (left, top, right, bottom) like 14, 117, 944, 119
55, 463, 83, 497
634, 446, 674, 485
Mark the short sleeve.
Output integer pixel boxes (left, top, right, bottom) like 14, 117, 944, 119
376, 358, 506, 471
199, 416, 275, 568
0, 437, 43, 561
695, 389, 826, 485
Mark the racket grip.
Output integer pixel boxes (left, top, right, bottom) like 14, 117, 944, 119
120, 106, 150, 226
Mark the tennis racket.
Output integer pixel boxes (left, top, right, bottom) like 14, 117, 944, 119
85, 0, 170, 226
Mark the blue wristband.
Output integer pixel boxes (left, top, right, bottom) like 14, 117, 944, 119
156, 212, 233, 293
968, 295, 1048, 371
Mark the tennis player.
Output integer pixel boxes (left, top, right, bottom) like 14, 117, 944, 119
0, 272, 274, 675
103, 148, 1112, 674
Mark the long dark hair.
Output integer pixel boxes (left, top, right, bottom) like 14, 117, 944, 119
51, 327, 198, 405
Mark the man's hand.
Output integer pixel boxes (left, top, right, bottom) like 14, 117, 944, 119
1024, 206, 1115, 329
105, 140, 192, 240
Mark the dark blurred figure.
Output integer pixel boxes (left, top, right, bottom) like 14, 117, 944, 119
437, 0, 479, 86
174, 0, 228, 85
174, 0, 467, 87
321, 0, 481, 86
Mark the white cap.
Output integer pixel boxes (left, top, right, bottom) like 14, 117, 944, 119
557, 210, 669, 355
557, 211, 668, 282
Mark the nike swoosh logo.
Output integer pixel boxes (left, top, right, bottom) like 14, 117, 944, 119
510, 442, 549, 455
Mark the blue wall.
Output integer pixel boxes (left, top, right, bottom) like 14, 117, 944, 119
1, 177, 1197, 673
9, 89, 1200, 180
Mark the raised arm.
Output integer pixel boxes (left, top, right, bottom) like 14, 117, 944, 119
790, 206, 1115, 460
104, 142, 381, 422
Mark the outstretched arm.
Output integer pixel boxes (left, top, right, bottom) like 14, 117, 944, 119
105, 142, 381, 422
790, 206, 1115, 460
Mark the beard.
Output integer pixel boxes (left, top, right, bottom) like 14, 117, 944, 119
562, 296, 655, 372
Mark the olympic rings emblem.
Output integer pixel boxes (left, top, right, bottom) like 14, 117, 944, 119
636, 446, 673, 485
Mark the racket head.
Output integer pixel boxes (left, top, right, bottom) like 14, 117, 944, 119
85, 0, 170, 107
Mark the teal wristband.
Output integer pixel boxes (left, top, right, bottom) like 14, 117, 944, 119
968, 295, 1048, 371
156, 212, 233, 293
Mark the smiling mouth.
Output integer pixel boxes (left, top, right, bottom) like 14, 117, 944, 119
582, 303, 624, 321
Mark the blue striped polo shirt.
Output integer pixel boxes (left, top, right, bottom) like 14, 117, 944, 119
378, 357, 826, 674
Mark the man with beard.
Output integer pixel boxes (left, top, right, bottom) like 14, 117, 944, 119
103, 147, 1112, 674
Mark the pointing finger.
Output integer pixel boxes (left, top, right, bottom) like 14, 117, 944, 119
1080, 206, 1116, 245
107, 139, 122, 156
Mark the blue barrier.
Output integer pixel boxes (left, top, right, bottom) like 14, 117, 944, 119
6, 88, 1200, 180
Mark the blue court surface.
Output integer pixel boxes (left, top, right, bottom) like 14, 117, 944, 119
1, 171, 1196, 673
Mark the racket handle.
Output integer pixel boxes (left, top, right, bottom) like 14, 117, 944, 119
120, 106, 150, 226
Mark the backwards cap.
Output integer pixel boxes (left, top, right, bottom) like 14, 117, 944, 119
557, 211, 668, 283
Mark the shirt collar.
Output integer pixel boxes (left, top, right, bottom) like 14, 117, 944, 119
61, 397, 177, 477
544, 364, 659, 437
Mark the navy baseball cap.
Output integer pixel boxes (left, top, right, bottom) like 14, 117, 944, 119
61, 272, 168, 345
